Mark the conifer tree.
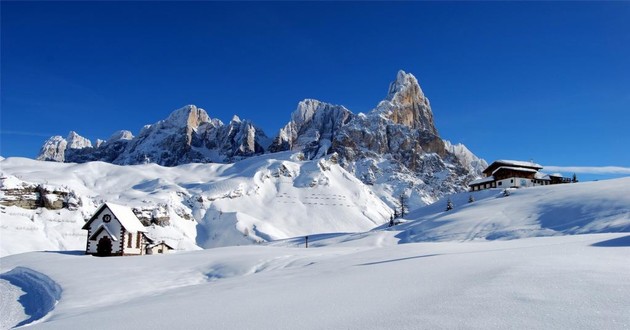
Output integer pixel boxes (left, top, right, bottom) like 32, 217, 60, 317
399, 194, 408, 218
446, 198, 453, 211
468, 195, 474, 203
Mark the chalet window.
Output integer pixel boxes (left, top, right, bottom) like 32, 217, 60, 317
510, 179, 513, 183
136, 233, 141, 248
127, 233, 133, 248
498, 182, 502, 186
158, 249, 163, 254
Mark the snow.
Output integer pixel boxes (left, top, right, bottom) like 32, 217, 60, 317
0, 279, 27, 329
468, 176, 495, 185
491, 166, 538, 175
0, 267, 62, 328
394, 178, 630, 242
96, 203, 147, 233
0, 155, 392, 256
1, 234, 629, 329
492, 159, 543, 169
1, 157, 630, 328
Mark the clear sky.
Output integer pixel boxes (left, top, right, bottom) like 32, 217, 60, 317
2, 2, 629, 180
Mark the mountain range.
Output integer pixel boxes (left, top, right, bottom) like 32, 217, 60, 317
37, 70, 486, 206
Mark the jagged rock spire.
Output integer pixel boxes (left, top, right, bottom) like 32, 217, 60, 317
376, 70, 438, 136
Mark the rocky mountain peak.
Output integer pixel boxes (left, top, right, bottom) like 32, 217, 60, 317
37, 135, 68, 162
163, 105, 211, 130
268, 99, 353, 157
107, 130, 134, 143
376, 70, 437, 135
66, 131, 92, 149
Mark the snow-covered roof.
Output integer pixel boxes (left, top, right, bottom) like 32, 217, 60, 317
105, 202, 147, 233
147, 241, 175, 250
491, 166, 538, 176
88, 224, 119, 241
469, 176, 495, 185
534, 172, 551, 180
494, 160, 543, 169
549, 173, 564, 177
83, 202, 146, 233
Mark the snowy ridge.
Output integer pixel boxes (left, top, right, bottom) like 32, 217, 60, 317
0, 155, 391, 257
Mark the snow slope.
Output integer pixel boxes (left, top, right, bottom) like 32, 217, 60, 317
1, 155, 391, 256
1, 233, 629, 329
396, 178, 630, 242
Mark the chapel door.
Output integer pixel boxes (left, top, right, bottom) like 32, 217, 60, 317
96, 236, 113, 256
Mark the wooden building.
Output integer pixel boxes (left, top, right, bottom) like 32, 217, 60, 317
469, 160, 569, 191
82, 203, 150, 256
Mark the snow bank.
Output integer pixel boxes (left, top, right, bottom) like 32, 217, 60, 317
0, 267, 62, 328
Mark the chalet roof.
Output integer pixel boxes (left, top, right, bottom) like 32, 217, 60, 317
82, 202, 147, 233
549, 173, 564, 177
483, 160, 543, 176
469, 176, 495, 186
491, 166, 538, 175
494, 160, 543, 169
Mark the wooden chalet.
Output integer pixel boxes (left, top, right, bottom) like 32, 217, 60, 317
469, 160, 569, 191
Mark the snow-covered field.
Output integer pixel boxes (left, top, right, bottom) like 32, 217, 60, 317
2, 155, 629, 329
1, 233, 629, 329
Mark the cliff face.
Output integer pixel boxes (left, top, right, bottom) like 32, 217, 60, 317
268, 99, 354, 159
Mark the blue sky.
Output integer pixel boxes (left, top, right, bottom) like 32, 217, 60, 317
2, 2, 629, 180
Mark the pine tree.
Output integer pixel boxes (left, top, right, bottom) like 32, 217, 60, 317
468, 195, 474, 203
389, 215, 394, 227
446, 198, 453, 211
399, 194, 408, 218
572, 173, 578, 183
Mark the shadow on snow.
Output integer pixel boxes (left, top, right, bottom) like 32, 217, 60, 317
0, 267, 62, 328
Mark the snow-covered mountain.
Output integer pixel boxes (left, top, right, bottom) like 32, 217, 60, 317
38, 105, 272, 166
36, 71, 486, 206
270, 71, 487, 206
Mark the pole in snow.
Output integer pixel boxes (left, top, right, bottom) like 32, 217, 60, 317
305, 236, 309, 248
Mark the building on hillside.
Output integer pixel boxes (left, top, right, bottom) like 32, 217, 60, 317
82, 202, 151, 256
469, 160, 570, 191
146, 241, 175, 255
